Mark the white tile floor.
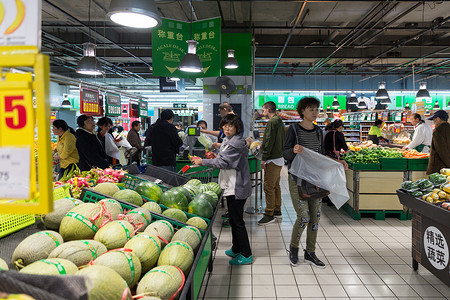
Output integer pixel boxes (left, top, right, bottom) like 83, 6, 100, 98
199, 167, 450, 299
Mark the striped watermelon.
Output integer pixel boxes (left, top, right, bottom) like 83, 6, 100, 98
186, 179, 202, 187
206, 182, 222, 196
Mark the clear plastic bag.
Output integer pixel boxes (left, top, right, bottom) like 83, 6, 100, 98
289, 148, 349, 209
197, 133, 213, 149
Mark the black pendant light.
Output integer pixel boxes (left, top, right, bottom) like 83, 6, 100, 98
61, 94, 72, 108
179, 0, 203, 73
326, 105, 331, 113
348, 91, 358, 104
224, 49, 238, 69
376, 81, 391, 104
331, 96, 340, 109
433, 100, 440, 110
357, 96, 367, 109
404, 101, 410, 110
416, 82, 431, 101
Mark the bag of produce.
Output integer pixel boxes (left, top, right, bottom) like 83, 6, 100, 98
197, 134, 213, 150
418, 179, 434, 191
429, 173, 447, 186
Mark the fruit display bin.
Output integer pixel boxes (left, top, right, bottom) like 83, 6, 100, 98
397, 190, 450, 287
380, 157, 407, 171
348, 162, 381, 170
407, 158, 429, 171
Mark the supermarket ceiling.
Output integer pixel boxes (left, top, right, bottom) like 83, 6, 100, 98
42, 0, 450, 85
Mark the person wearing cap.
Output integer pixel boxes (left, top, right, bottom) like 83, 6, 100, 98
427, 110, 450, 175
368, 119, 389, 145
403, 113, 433, 153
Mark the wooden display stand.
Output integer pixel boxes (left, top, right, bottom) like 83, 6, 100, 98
344, 169, 410, 220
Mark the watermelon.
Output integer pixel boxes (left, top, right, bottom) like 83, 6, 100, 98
193, 193, 216, 208
157, 241, 194, 275
124, 233, 161, 273
198, 184, 210, 193
91, 249, 142, 287
137, 265, 183, 300
162, 208, 187, 223
135, 181, 163, 203
182, 184, 199, 199
113, 189, 143, 206
186, 217, 208, 230
76, 265, 130, 300
186, 179, 202, 187
170, 186, 192, 202
160, 190, 188, 211
172, 226, 202, 252
206, 182, 222, 196
142, 201, 162, 214
202, 191, 219, 206
188, 198, 213, 219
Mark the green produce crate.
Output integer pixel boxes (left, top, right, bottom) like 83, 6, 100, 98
52, 184, 73, 200
380, 158, 407, 171
348, 162, 380, 170
80, 188, 210, 227
122, 173, 169, 192
408, 158, 429, 171
0, 214, 35, 238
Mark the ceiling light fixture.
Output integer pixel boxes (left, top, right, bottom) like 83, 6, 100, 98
404, 101, 410, 110
357, 96, 367, 109
333, 108, 339, 113
61, 94, 72, 108
169, 77, 181, 82
179, 0, 203, 73
122, 107, 128, 114
348, 91, 358, 104
376, 81, 390, 103
331, 96, 340, 108
326, 105, 331, 113
76, 42, 104, 75
108, 0, 161, 28
416, 81, 431, 101
224, 49, 238, 69
433, 100, 440, 110
425, 108, 430, 116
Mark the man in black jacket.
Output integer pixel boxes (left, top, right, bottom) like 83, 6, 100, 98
150, 109, 183, 172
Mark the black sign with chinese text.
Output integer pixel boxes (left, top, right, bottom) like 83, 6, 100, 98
80, 88, 99, 115
106, 93, 121, 116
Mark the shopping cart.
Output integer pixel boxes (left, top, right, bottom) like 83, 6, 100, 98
178, 165, 214, 184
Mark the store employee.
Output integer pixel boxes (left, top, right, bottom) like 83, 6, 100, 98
403, 113, 432, 153
368, 119, 389, 145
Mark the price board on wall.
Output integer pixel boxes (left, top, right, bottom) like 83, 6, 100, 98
106, 92, 121, 116
80, 88, 100, 115
139, 99, 148, 117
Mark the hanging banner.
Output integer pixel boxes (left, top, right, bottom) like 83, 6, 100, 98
152, 17, 221, 78
0, 0, 42, 49
105, 92, 121, 116
139, 99, 148, 117
129, 99, 139, 118
80, 88, 99, 115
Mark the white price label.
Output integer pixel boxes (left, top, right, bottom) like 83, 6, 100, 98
0, 147, 31, 199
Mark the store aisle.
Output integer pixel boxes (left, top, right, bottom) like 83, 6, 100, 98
200, 167, 450, 300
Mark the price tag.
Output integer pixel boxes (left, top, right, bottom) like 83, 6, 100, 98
0, 147, 31, 199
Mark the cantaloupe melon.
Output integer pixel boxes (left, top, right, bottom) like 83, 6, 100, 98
172, 226, 202, 252
76, 265, 131, 300
41, 197, 82, 230
12, 230, 64, 268
136, 265, 183, 300
93, 182, 120, 197
145, 220, 174, 244
19, 258, 78, 275
91, 249, 141, 287
0, 258, 9, 270
94, 220, 134, 250
157, 241, 194, 275
113, 189, 143, 206
186, 217, 208, 230
126, 207, 152, 232
59, 203, 103, 241
124, 233, 161, 273
48, 240, 107, 267
162, 208, 187, 223
142, 201, 162, 214
98, 198, 123, 220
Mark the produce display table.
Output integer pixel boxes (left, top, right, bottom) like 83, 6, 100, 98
397, 190, 450, 287
344, 168, 410, 220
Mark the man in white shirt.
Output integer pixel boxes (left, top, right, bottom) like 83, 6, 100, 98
403, 113, 433, 153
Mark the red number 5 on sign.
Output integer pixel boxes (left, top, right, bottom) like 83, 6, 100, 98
5, 95, 27, 129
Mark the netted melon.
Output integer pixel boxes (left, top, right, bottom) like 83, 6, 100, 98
19, 258, 78, 275
124, 233, 161, 273
162, 208, 187, 223
172, 226, 202, 252
126, 207, 152, 232
113, 189, 143, 206
48, 240, 107, 267
93, 182, 120, 197
157, 241, 194, 275
94, 220, 134, 250
136, 265, 183, 300
142, 201, 162, 214
41, 197, 82, 230
91, 249, 141, 287
98, 198, 123, 220
12, 230, 64, 269
59, 203, 103, 241
139, 297, 162, 300
76, 265, 131, 300
145, 220, 174, 244
186, 217, 208, 230
0, 258, 9, 270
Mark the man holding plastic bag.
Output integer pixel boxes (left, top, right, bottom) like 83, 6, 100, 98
284, 97, 348, 269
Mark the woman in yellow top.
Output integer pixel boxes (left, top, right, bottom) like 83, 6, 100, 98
368, 119, 389, 145
52, 119, 79, 179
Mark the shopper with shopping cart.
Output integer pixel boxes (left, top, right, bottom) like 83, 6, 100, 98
191, 114, 253, 265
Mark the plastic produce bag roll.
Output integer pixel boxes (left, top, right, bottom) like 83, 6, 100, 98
289, 148, 349, 209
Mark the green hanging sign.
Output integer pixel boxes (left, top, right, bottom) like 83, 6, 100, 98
139, 99, 148, 118
152, 17, 221, 78
105, 92, 121, 116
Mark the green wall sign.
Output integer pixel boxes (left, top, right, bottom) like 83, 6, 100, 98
152, 18, 221, 78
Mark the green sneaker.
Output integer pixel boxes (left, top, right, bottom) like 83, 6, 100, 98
229, 254, 253, 265
225, 248, 238, 258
